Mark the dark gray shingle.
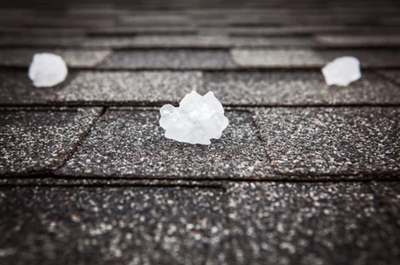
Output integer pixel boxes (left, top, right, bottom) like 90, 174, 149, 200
231, 48, 400, 68
205, 71, 400, 105
0, 69, 77, 105
224, 181, 400, 265
89, 26, 197, 36
0, 107, 102, 175
0, 49, 111, 68
99, 50, 236, 70
315, 35, 400, 47
231, 49, 325, 68
254, 107, 400, 176
1, 182, 397, 265
0, 186, 227, 265
53, 71, 204, 105
0, 37, 84, 48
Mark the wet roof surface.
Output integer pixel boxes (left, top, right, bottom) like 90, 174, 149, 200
1, 0, 400, 264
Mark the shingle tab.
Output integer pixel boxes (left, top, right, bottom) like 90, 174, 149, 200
0, 70, 204, 106
53, 71, 204, 104
230, 36, 316, 47
204, 71, 400, 105
224, 182, 400, 265
118, 14, 191, 26
227, 26, 353, 36
254, 107, 400, 176
0, 69, 78, 105
231, 49, 325, 68
315, 35, 400, 47
89, 26, 197, 36
0, 28, 86, 37
100, 50, 236, 70
0, 37, 84, 47
320, 49, 400, 68
231, 48, 400, 68
57, 110, 273, 179
227, 26, 400, 36
83, 37, 139, 48
23, 18, 116, 28
0, 49, 111, 68
0, 107, 102, 176
0, 186, 228, 265
0, 70, 53, 105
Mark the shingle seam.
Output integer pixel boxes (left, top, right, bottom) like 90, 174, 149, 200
35, 172, 400, 180
93, 50, 114, 67
2, 104, 400, 110
249, 110, 278, 173
0, 182, 227, 190
51, 106, 107, 172
373, 70, 400, 87
1, 176, 399, 184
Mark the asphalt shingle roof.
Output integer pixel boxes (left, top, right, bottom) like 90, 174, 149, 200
0, 0, 400, 264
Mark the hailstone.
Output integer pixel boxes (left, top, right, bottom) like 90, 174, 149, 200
28, 53, 68, 87
322, 56, 361, 87
159, 91, 229, 145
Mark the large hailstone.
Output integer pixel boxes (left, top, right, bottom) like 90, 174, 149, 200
159, 91, 229, 145
322, 56, 361, 87
28, 53, 68, 87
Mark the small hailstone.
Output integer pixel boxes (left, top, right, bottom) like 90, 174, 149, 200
159, 91, 229, 145
28, 53, 68, 87
322, 56, 361, 87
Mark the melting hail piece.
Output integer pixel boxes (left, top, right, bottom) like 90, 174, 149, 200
322, 56, 361, 87
159, 91, 229, 145
28, 53, 68, 87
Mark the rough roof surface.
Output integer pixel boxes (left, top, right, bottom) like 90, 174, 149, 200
1, 0, 400, 264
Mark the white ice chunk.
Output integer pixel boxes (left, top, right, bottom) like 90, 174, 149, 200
28, 53, 68, 87
159, 91, 229, 145
322, 56, 361, 87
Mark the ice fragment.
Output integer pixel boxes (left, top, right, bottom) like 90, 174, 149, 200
159, 91, 229, 145
322, 56, 361, 87
28, 53, 68, 87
